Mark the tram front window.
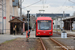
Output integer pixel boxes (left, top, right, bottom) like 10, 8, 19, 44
38, 20, 51, 30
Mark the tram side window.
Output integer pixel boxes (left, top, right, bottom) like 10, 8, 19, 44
38, 23, 39, 29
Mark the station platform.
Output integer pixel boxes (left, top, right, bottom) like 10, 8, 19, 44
53, 30, 75, 35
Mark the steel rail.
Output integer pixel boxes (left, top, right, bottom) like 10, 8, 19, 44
50, 37, 68, 50
39, 38, 46, 50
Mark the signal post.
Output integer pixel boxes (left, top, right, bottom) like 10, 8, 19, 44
26, 10, 30, 42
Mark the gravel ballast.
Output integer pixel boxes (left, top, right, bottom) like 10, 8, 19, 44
0, 38, 43, 50
52, 37, 75, 50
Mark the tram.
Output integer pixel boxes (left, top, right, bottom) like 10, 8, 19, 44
35, 17, 53, 37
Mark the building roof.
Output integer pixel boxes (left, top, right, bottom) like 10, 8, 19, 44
9, 17, 24, 23
62, 16, 75, 21
36, 13, 70, 18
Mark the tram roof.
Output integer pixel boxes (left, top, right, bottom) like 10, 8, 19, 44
37, 17, 52, 20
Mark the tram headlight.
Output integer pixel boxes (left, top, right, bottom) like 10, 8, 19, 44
49, 32, 51, 34
38, 32, 40, 34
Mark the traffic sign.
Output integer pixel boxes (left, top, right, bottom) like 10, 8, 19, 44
3, 17, 6, 19
12, 17, 15, 19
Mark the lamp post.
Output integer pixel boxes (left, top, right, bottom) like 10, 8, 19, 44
2, 0, 4, 34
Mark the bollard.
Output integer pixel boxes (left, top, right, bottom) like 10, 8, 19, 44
61, 30, 67, 38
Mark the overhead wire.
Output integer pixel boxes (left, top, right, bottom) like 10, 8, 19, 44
48, 0, 67, 19
41, 0, 48, 12
62, 0, 75, 12
57, 0, 67, 12
22, 0, 42, 9
45, 0, 47, 4
43, 0, 67, 19
68, 0, 75, 4
58, 0, 75, 13
42, 0, 44, 8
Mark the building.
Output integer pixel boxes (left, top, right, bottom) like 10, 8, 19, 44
9, 17, 24, 35
53, 17, 64, 29
30, 15, 36, 29
53, 16, 75, 31
62, 16, 75, 31
36, 13, 70, 18
0, 0, 20, 34
22, 14, 36, 29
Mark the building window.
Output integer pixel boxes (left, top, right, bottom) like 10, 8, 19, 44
57, 25, 60, 28
54, 25, 60, 28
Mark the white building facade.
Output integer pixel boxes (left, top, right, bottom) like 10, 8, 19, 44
53, 18, 64, 30
0, 0, 19, 34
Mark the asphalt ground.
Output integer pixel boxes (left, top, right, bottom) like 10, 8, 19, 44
0, 31, 75, 50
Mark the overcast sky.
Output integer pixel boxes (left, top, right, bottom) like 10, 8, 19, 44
22, 0, 75, 16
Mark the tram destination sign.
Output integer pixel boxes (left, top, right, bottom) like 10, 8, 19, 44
38, 20, 51, 23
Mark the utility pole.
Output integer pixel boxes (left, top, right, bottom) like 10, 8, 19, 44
63, 11, 65, 18
20, 0, 22, 19
5, 0, 6, 33
2, 0, 4, 34
56, 16, 58, 32
60, 17, 62, 31
63, 11, 65, 30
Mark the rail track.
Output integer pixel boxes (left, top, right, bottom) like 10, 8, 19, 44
39, 37, 68, 50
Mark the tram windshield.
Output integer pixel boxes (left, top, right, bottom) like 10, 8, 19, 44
38, 20, 51, 30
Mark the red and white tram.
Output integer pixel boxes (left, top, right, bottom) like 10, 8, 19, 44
35, 17, 53, 37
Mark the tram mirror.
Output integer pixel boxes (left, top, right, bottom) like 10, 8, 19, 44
53, 23, 54, 24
